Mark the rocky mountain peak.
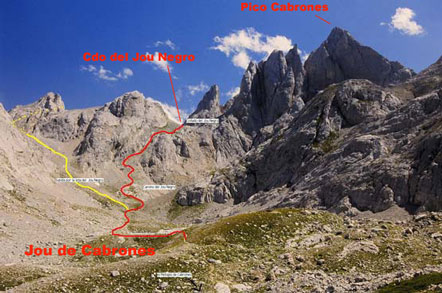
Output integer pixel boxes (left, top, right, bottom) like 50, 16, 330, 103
327, 26, 351, 42
304, 27, 415, 98
422, 55, 442, 74
37, 92, 65, 112
106, 91, 149, 118
285, 45, 303, 75
189, 85, 221, 118
285, 45, 305, 98
8, 92, 65, 123
263, 50, 288, 98
225, 45, 305, 136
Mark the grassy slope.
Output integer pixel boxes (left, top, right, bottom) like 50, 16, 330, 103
2, 208, 441, 292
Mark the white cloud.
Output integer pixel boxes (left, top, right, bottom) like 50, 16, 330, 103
145, 51, 171, 73
226, 87, 240, 98
154, 40, 176, 50
80, 65, 97, 72
146, 97, 188, 124
260, 35, 293, 54
232, 51, 251, 69
381, 7, 424, 36
81, 65, 133, 81
116, 68, 133, 79
96, 66, 118, 81
187, 82, 209, 96
212, 27, 294, 69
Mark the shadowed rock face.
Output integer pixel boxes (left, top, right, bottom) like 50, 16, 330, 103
177, 57, 442, 214
193, 46, 306, 166
304, 27, 415, 98
225, 46, 305, 136
189, 85, 222, 119
393, 55, 442, 100
409, 131, 442, 211
177, 79, 406, 209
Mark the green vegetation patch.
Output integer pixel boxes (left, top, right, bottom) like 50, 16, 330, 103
167, 198, 207, 221
0, 265, 50, 291
377, 272, 442, 293
73, 233, 184, 264
37, 253, 211, 293
313, 131, 339, 153
187, 209, 342, 248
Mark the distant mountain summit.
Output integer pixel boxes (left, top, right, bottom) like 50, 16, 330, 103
304, 27, 415, 97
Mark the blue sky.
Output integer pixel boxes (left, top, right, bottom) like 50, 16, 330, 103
1, 0, 441, 115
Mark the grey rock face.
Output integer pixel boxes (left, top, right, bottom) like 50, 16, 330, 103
70, 90, 219, 190
212, 115, 252, 166
75, 91, 172, 160
286, 45, 305, 98
176, 175, 234, 206
226, 47, 305, 135
40, 92, 65, 113
9, 92, 65, 119
208, 47, 305, 164
9, 92, 95, 141
236, 80, 401, 204
177, 72, 442, 214
305, 27, 414, 98
189, 85, 222, 118
393, 55, 442, 99
107, 91, 153, 118
333, 80, 401, 126
409, 132, 442, 211
35, 110, 95, 142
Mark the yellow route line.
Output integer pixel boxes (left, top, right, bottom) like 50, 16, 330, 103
11, 109, 129, 210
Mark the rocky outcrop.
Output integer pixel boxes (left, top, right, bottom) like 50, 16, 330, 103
226, 47, 305, 136
304, 27, 414, 98
393, 55, 442, 99
211, 115, 252, 165
173, 29, 439, 214
409, 127, 442, 211
210, 46, 305, 164
27, 109, 94, 142
10, 92, 65, 119
179, 79, 402, 206
72, 91, 219, 187
178, 77, 442, 213
75, 91, 173, 160
8, 92, 95, 141
189, 85, 222, 118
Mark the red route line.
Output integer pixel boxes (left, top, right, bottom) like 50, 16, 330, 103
111, 125, 186, 240
315, 15, 331, 24
112, 65, 187, 240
